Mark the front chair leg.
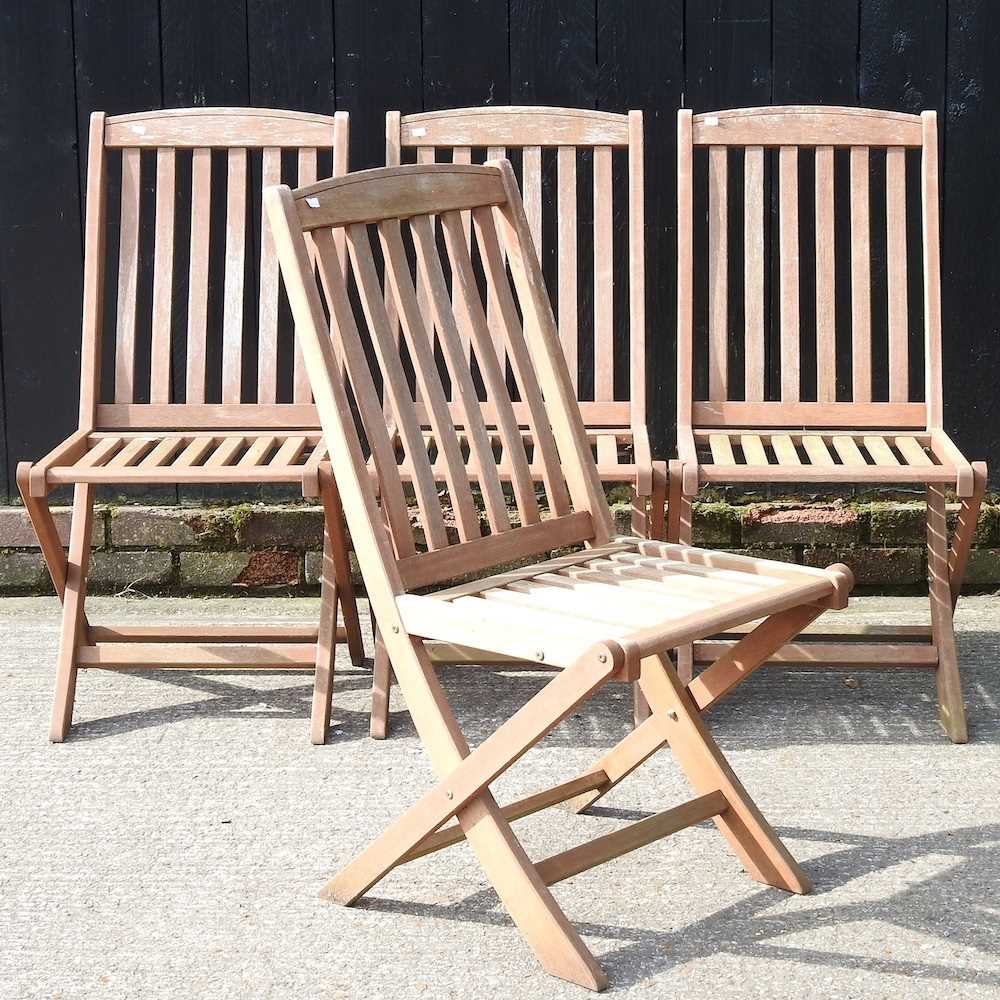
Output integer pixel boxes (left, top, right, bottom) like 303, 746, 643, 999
50, 483, 95, 742
927, 485, 968, 743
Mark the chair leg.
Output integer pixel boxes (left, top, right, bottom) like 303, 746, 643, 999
16, 463, 70, 599
329, 636, 612, 991
927, 485, 968, 743
369, 630, 391, 740
948, 461, 987, 610
50, 483, 95, 743
319, 468, 365, 668
667, 464, 696, 684
637, 654, 811, 893
311, 524, 339, 745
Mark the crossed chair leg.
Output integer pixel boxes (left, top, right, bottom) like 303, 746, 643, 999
323, 605, 821, 991
16, 462, 365, 744
664, 459, 988, 743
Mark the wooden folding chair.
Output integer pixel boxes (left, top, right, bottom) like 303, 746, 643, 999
264, 159, 853, 990
672, 106, 987, 743
375, 106, 665, 734
16, 108, 364, 744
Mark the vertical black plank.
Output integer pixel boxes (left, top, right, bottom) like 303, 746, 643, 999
860, 0, 946, 115
943, 0, 1000, 479
0, 2, 83, 499
423, 0, 508, 110
772, 2, 859, 105
161, 0, 250, 107
510, 1, 596, 106
773, 3, 860, 406
162, 0, 250, 500
598, 0, 684, 457
334, 0, 422, 170
247, 0, 336, 112
684, 0, 771, 111
684, 1, 771, 401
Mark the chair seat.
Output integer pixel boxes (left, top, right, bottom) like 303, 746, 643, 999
38, 430, 327, 490
396, 537, 850, 668
690, 428, 972, 489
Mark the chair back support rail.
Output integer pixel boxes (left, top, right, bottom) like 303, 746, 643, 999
265, 161, 614, 599
677, 105, 942, 436
79, 107, 349, 435
386, 106, 645, 439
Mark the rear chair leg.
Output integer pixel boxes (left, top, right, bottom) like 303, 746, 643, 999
311, 524, 339, 745
370, 631, 391, 740
50, 483, 95, 743
638, 653, 811, 893
927, 485, 968, 743
319, 468, 365, 668
948, 461, 987, 610
667, 463, 696, 684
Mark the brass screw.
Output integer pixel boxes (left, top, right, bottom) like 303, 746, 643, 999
598, 653, 608, 664
391, 625, 399, 633
534, 650, 545, 661
667, 710, 678, 722
445, 790, 454, 800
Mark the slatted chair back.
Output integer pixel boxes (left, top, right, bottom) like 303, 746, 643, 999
264, 161, 615, 600
78, 108, 348, 433
387, 107, 645, 432
678, 106, 941, 435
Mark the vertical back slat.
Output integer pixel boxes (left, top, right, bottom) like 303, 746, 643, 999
921, 111, 943, 426
814, 145, 836, 403
222, 147, 248, 403
593, 145, 614, 400
850, 145, 872, 402
556, 146, 578, 390
886, 145, 908, 402
186, 147, 212, 403
379, 219, 481, 541
345, 223, 451, 550
114, 147, 142, 402
293, 148, 318, 403
707, 146, 728, 400
743, 146, 765, 402
485, 145, 508, 359
778, 145, 799, 401
309, 228, 416, 557
522, 145, 543, 256
628, 111, 646, 424
410, 213, 511, 533
257, 146, 282, 403
149, 148, 175, 403
473, 206, 572, 517
442, 210, 540, 525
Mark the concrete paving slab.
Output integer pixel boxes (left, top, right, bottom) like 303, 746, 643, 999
1, 594, 998, 998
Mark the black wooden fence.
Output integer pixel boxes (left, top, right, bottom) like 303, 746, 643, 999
1, 1, 998, 502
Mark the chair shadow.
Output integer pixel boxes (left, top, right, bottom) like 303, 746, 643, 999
355, 821, 1000, 990
63, 623, 998, 749
66, 665, 376, 743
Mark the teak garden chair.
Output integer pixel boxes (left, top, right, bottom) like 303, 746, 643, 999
672, 106, 987, 743
16, 107, 365, 744
374, 105, 665, 734
264, 159, 853, 990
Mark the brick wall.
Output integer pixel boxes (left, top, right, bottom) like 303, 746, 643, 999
1, 496, 998, 594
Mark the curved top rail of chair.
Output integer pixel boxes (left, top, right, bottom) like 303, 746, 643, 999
104, 107, 347, 148
399, 106, 632, 147
690, 105, 925, 147
289, 163, 508, 229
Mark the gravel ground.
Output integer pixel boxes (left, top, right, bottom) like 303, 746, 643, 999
1, 593, 998, 999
